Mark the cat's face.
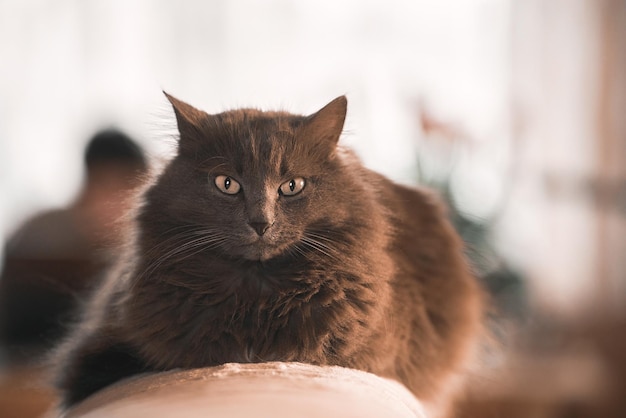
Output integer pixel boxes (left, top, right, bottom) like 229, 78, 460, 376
142, 95, 352, 262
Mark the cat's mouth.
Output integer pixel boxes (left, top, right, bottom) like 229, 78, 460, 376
237, 236, 295, 262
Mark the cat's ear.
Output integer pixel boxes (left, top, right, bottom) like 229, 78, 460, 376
300, 96, 347, 153
163, 92, 207, 152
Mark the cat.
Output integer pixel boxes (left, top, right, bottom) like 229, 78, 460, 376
52, 93, 484, 417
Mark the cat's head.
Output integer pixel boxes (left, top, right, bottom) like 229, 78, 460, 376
140, 93, 371, 263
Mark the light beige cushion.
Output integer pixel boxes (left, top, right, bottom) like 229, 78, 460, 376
61, 362, 426, 418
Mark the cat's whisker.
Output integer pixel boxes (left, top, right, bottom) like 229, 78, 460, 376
306, 231, 348, 250
158, 234, 227, 262
287, 243, 307, 260
300, 236, 340, 262
142, 226, 214, 258
207, 162, 229, 177
198, 155, 229, 167
136, 231, 229, 283
303, 234, 337, 251
147, 228, 227, 258
171, 236, 229, 262
305, 232, 336, 242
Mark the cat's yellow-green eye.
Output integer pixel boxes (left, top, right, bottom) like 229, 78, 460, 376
214, 175, 241, 195
279, 178, 305, 196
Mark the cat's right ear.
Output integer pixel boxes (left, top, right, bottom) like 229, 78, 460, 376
163, 92, 207, 153
299, 95, 347, 158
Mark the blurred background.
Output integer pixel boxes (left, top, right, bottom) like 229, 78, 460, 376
0, 0, 624, 417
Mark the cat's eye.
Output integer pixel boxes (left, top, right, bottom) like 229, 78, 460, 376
214, 175, 241, 195
279, 177, 306, 196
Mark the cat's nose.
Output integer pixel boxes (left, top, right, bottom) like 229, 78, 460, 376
249, 221, 271, 236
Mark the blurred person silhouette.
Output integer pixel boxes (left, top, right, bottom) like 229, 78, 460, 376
0, 129, 147, 366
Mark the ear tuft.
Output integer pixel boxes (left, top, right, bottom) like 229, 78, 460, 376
164, 91, 207, 127
163, 92, 208, 152
300, 95, 348, 150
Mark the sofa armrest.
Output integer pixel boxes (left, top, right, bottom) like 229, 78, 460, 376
60, 362, 426, 418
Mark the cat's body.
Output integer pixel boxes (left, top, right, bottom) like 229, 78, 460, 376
54, 94, 483, 417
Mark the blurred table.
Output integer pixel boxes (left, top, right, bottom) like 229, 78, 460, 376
0, 365, 56, 418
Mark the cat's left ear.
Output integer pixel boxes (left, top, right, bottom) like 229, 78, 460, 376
163, 92, 208, 152
300, 96, 347, 153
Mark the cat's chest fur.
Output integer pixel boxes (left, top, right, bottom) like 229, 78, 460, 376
123, 254, 389, 370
